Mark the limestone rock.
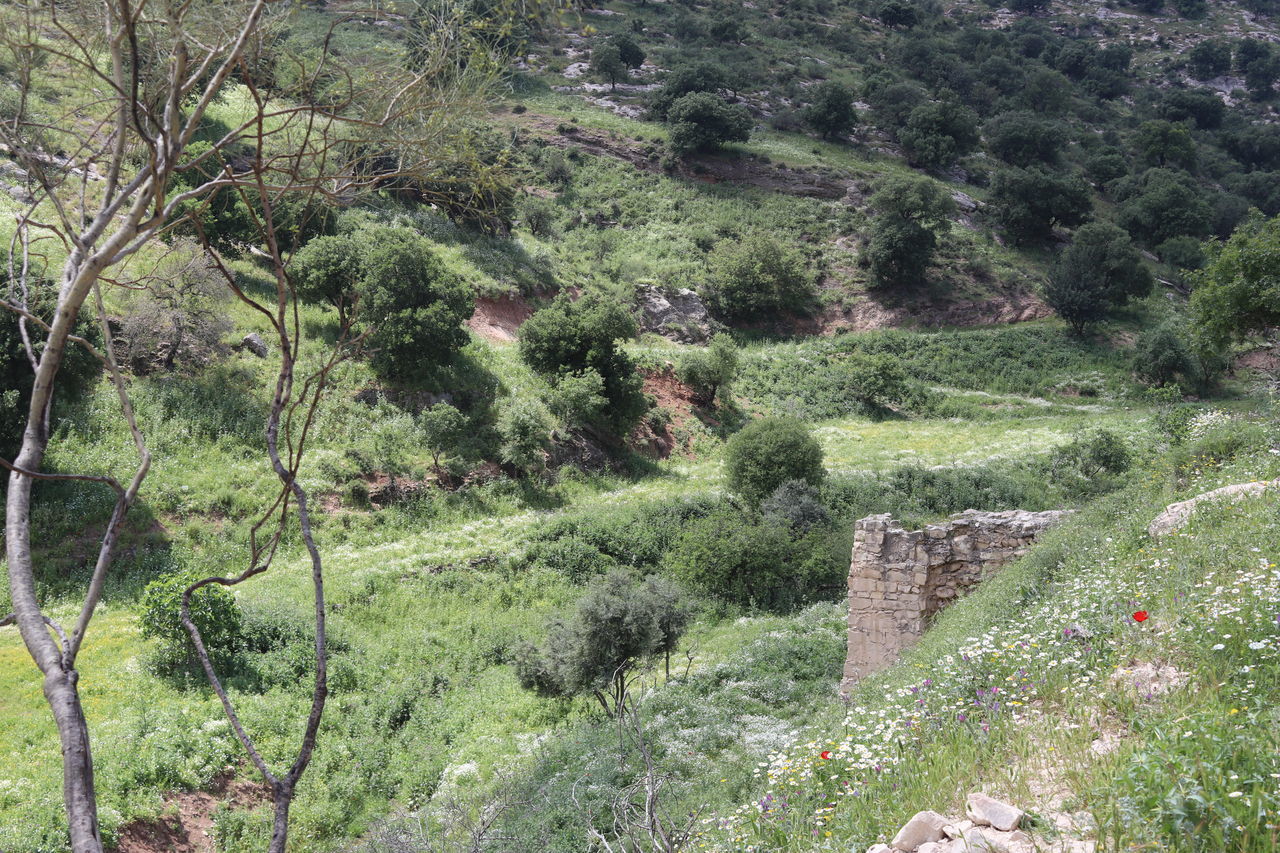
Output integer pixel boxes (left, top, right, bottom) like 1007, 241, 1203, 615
635, 284, 712, 343
865, 845, 893, 853
966, 793, 1023, 832
917, 843, 950, 853
942, 819, 973, 839
953, 828, 1006, 852
891, 810, 949, 850
239, 332, 268, 358
1147, 479, 1279, 538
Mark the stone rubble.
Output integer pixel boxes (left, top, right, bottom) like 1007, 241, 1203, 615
1146, 478, 1280, 538
866, 793, 1095, 853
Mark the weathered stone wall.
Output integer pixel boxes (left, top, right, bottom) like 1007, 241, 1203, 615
842, 509, 1071, 694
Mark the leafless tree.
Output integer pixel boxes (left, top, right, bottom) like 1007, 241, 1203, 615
0, 1, 567, 850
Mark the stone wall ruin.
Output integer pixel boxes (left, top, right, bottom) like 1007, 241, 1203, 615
842, 509, 1071, 694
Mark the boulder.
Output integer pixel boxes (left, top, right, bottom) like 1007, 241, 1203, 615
966, 793, 1023, 832
866, 845, 893, 853
950, 828, 1006, 852
891, 810, 950, 850
239, 332, 268, 358
1147, 479, 1279, 537
635, 284, 712, 343
942, 819, 973, 839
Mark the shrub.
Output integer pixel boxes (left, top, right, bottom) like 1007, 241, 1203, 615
519, 293, 646, 433
899, 99, 980, 168
497, 397, 554, 473
676, 333, 740, 405
419, 402, 466, 468
119, 246, 231, 373
1047, 429, 1132, 489
1134, 322, 1194, 388
666, 92, 752, 155
760, 479, 830, 532
139, 571, 243, 675
702, 234, 814, 321
827, 351, 911, 414
662, 508, 832, 610
526, 536, 618, 583
357, 227, 474, 381
990, 166, 1092, 244
544, 368, 608, 428
291, 233, 362, 326
724, 417, 825, 506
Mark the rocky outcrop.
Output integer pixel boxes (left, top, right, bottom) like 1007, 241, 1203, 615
843, 510, 1071, 693
1147, 479, 1279, 538
635, 284, 714, 343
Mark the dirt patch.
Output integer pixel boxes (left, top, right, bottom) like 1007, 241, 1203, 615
1236, 344, 1279, 374
111, 775, 269, 853
468, 292, 535, 342
629, 366, 706, 459
794, 287, 1052, 336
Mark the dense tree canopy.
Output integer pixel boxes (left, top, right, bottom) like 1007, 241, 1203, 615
1045, 222, 1153, 334
1192, 213, 1280, 355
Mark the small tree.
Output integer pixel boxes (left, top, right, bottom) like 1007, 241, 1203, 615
1045, 222, 1153, 335
515, 569, 689, 715
591, 43, 628, 91
119, 246, 231, 373
1191, 212, 1280, 357
666, 92, 752, 155
899, 99, 980, 169
866, 175, 956, 288
420, 402, 466, 469
648, 61, 728, 120
292, 234, 363, 328
983, 111, 1066, 167
676, 333, 740, 405
1134, 322, 1195, 388
760, 479, 829, 532
497, 397, 554, 474
990, 166, 1092, 244
829, 351, 911, 414
359, 228, 474, 382
724, 417, 825, 506
545, 368, 609, 429
610, 34, 645, 69
139, 570, 243, 675
1134, 120, 1197, 169
702, 235, 813, 321
519, 293, 646, 434
802, 81, 858, 141
1188, 40, 1233, 80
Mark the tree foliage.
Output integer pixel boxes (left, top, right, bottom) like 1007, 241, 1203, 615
899, 99, 981, 168
518, 293, 646, 433
666, 92, 752, 154
990, 166, 1092, 244
515, 569, 690, 714
1045, 222, 1153, 334
676, 333, 740, 406
802, 80, 858, 140
724, 417, 825, 506
1191, 212, 1280, 356
702, 234, 813, 321
866, 175, 956, 287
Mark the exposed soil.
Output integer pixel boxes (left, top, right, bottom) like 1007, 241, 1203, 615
629, 366, 707, 459
111, 774, 269, 853
1236, 344, 1279, 374
783, 287, 1052, 337
468, 292, 536, 342
520, 113, 854, 200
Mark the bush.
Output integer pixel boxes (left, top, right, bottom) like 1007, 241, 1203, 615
1134, 322, 1194, 388
662, 508, 833, 611
724, 417, 825, 506
420, 402, 466, 468
544, 368, 608, 428
1045, 222, 1153, 335
497, 397, 554, 473
899, 99, 980, 168
827, 351, 912, 414
291, 234, 362, 326
357, 227, 474, 381
139, 571, 243, 675
526, 536, 618, 583
519, 293, 646, 433
676, 333, 740, 405
760, 479, 830, 532
666, 92, 753, 154
702, 234, 814, 321
1046, 429, 1132, 490
801, 80, 857, 140
866, 175, 956, 288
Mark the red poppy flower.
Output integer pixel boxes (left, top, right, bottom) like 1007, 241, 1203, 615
1133, 611, 1149, 623
820, 751, 832, 760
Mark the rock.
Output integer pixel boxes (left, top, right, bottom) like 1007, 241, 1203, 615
1147, 479, 1279, 537
954, 828, 1006, 853
951, 190, 979, 213
918, 843, 951, 853
635, 284, 712, 343
966, 793, 1023, 832
239, 332, 268, 357
891, 810, 950, 850
866, 845, 893, 853
942, 820, 973, 839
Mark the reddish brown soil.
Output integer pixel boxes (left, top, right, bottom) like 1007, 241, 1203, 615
111, 775, 269, 853
468, 292, 535, 342
629, 367, 706, 459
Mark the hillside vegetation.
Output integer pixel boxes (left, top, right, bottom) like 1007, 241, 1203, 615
2, 0, 1279, 851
